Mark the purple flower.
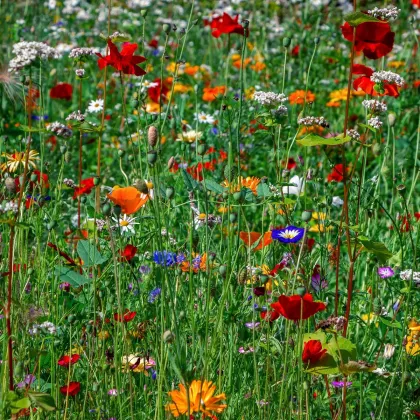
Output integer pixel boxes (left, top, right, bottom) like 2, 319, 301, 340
59, 282, 71, 292
245, 322, 260, 330
108, 389, 118, 396
331, 381, 352, 388
377, 266, 394, 279
139, 265, 151, 274
271, 226, 305, 243
148, 287, 161, 303
311, 265, 328, 292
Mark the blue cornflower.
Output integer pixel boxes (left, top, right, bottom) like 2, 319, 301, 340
148, 287, 161, 303
271, 226, 305, 243
153, 251, 177, 266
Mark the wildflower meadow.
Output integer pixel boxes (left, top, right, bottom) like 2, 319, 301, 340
0, 0, 420, 418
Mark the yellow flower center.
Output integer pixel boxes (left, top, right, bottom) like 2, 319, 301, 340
120, 220, 130, 227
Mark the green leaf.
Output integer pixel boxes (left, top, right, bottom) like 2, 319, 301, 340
10, 397, 31, 414
304, 353, 340, 375
28, 391, 56, 412
326, 336, 356, 364
340, 360, 376, 375
358, 236, 393, 263
379, 316, 402, 329
303, 331, 327, 344
181, 168, 199, 192
344, 11, 382, 26
257, 182, 272, 198
331, 221, 361, 232
297, 133, 351, 147
54, 266, 91, 287
77, 240, 108, 267
358, 123, 377, 133
203, 178, 226, 195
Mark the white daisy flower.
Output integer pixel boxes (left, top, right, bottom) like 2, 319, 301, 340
112, 214, 138, 234
195, 112, 215, 124
88, 99, 104, 113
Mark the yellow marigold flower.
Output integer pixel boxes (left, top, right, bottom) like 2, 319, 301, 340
1, 150, 39, 173
121, 354, 156, 375
326, 88, 351, 107
289, 89, 315, 105
221, 176, 261, 195
406, 319, 420, 356
166, 380, 227, 418
388, 61, 405, 69
146, 102, 161, 113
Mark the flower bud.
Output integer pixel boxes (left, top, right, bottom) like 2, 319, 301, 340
147, 150, 158, 165
133, 179, 149, 194
113, 205, 122, 218
219, 265, 227, 277
229, 212, 237, 223
162, 23, 171, 34
296, 286, 306, 296
148, 125, 158, 148
314, 37, 320, 45
166, 186, 175, 199
168, 156, 175, 170
5, 177, 16, 193
118, 149, 125, 157
301, 210, 312, 222
197, 143, 207, 156
387, 112, 396, 127
102, 203, 111, 216
140, 9, 148, 17
283, 37, 291, 48
163, 330, 175, 343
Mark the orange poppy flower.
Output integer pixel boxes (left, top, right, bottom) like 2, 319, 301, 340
239, 231, 272, 251
107, 186, 148, 215
289, 89, 316, 105
203, 86, 226, 102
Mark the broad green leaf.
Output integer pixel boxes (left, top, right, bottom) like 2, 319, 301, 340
379, 316, 402, 329
54, 266, 91, 287
303, 331, 327, 344
358, 236, 393, 263
28, 391, 56, 412
304, 353, 340, 376
340, 360, 376, 375
77, 240, 108, 267
358, 123, 377, 133
297, 133, 351, 147
344, 11, 382, 26
326, 336, 356, 364
203, 178, 226, 195
257, 182, 272, 198
181, 168, 199, 192
10, 397, 31, 414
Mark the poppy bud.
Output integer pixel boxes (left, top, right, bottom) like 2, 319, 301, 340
233, 189, 245, 203
314, 37, 320, 45
219, 265, 227, 277
30, 173, 38, 182
64, 151, 71, 163
67, 314, 76, 324
301, 211, 312, 222
168, 156, 175, 170
133, 179, 149, 194
166, 186, 175, 199
163, 330, 175, 343
148, 126, 158, 148
162, 23, 171, 34
387, 112, 396, 127
118, 149, 125, 157
5, 177, 16, 193
47, 221, 56, 231
147, 150, 158, 165
113, 205, 122, 218
283, 37, 291, 48
60, 145, 67, 154
197, 143, 207, 156
229, 212, 237, 223
296, 286, 306, 296
140, 9, 148, 17
102, 203, 111, 216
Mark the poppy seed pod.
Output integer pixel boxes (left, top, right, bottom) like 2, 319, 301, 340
148, 125, 158, 148
166, 186, 175, 199
147, 149, 158, 165
60, 145, 67, 154
229, 212, 237, 223
5, 177, 16, 193
102, 202, 111, 216
118, 149, 125, 157
301, 211, 312, 222
140, 9, 148, 17
133, 179, 149, 194
296, 286, 307, 297
113, 205, 122, 218
219, 265, 227, 277
162, 23, 171, 34
30, 173, 38, 182
387, 112, 396, 127
283, 37, 291, 48
168, 156, 175, 170
197, 143, 207, 156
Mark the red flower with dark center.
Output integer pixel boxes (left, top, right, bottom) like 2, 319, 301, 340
148, 78, 171, 104
352, 64, 399, 97
210, 13, 245, 38
114, 310, 137, 322
327, 164, 349, 183
302, 340, 327, 364
97, 40, 146, 76
270, 293, 326, 321
60, 381, 81, 396
73, 178, 95, 199
341, 21, 395, 60
50, 83, 73, 101
119, 244, 137, 261
58, 354, 80, 367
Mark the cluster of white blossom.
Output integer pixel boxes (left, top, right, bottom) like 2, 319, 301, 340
368, 116, 383, 129
371, 71, 405, 87
69, 47, 96, 58
0, 201, 18, 213
29, 321, 57, 335
347, 129, 360, 140
66, 110, 85, 122
298, 116, 328, 127
400, 269, 420, 283
362, 100, 387, 113
9, 41, 60, 71
367, 6, 400, 21
253, 91, 287, 107
46, 122, 73, 138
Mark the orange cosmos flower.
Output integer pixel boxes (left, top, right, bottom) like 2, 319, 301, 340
203, 86, 226, 102
289, 89, 315, 105
166, 380, 227, 418
107, 186, 148, 215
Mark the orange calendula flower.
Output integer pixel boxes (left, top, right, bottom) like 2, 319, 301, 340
221, 176, 261, 195
289, 89, 315, 105
203, 86, 226, 102
107, 186, 148, 215
406, 319, 420, 356
180, 253, 208, 273
166, 380, 227, 418
239, 231, 273, 251
326, 88, 352, 107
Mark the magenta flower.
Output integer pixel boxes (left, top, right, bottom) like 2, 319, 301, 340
377, 266, 394, 279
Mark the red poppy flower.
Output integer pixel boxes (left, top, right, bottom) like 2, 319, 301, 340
50, 83, 73, 101
148, 78, 171, 104
119, 244, 137, 261
341, 21, 395, 60
327, 164, 349, 182
302, 340, 327, 364
352, 64, 399, 97
270, 293, 326, 321
239, 231, 273, 251
73, 178, 95, 199
114, 310, 136, 322
60, 381, 80, 396
260, 309, 280, 322
270, 262, 285, 277
32, 170, 49, 189
97, 40, 146, 76
291, 45, 300, 56
58, 354, 80, 367
210, 13, 245, 38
